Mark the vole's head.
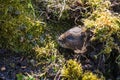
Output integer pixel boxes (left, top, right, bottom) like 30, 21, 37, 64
58, 27, 92, 53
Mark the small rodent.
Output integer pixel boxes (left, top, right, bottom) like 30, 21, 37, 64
58, 27, 92, 54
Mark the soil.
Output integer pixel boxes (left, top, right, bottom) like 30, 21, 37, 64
110, 0, 120, 13
0, 46, 120, 80
0, 50, 41, 80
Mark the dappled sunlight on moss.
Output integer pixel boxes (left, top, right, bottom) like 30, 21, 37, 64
84, 7, 120, 54
61, 60, 104, 80
0, 0, 120, 79
82, 71, 104, 80
61, 59, 83, 80
0, 0, 45, 52
34, 40, 58, 59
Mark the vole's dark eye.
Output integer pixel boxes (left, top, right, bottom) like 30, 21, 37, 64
80, 35, 84, 39
79, 35, 85, 40
66, 36, 74, 40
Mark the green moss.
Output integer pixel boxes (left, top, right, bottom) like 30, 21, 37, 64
61, 60, 83, 80
61, 60, 105, 80
0, 0, 45, 53
0, 1, 119, 79
82, 71, 104, 80
83, 3, 120, 54
17, 73, 35, 80
34, 40, 58, 60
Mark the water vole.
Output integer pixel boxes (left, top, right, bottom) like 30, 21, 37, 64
58, 27, 92, 54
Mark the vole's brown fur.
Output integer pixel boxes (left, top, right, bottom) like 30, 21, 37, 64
58, 27, 92, 54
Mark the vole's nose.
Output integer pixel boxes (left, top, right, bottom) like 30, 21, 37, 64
58, 38, 63, 42
58, 34, 65, 43
58, 37, 63, 42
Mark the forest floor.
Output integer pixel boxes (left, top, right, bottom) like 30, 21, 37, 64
0, 0, 120, 80
0, 51, 41, 80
